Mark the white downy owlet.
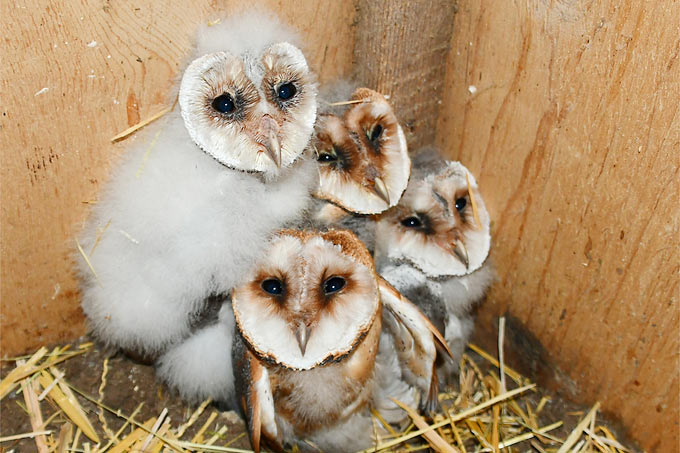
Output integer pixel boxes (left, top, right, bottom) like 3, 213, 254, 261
232, 229, 451, 452
76, 13, 318, 403
375, 148, 494, 384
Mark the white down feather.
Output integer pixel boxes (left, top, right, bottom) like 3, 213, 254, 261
77, 108, 316, 355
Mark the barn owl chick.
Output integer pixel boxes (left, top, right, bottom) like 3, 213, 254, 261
375, 149, 494, 383
305, 86, 410, 252
232, 229, 450, 452
77, 12, 318, 402
313, 87, 410, 215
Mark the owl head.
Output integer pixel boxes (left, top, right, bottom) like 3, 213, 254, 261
232, 229, 380, 370
313, 88, 410, 214
179, 15, 317, 174
376, 151, 491, 277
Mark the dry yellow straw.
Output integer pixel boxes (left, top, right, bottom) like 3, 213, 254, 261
175, 398, 212, 437
467, 344, 526, 385
479, 421, 563, 451
360, 384, 535, 452
140, 408, 169, 451
392, 399, 460, 453
325, 99, 368, 106
192, 411, 218, 443
97, 356, 116, 440
111, 106, 173, 142
0, 347, 48, 399
100, 402, 144, 451
498, 317, 507, 395
109, 418, 156, 453
89, 219, 112, 255
205, 425, 229, 446
0, 431, 52, 443
599, 426, 629, 452
557, 401, 601, 453
174, 442, 255, 453
37, 371, 100, 443
75, 238, 100, 285
56, 423, 73, 453
21, 375, 49, 453
465, 172, 482, 230
65, 383, 185, 452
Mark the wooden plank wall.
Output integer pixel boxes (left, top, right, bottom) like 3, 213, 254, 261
0, 0, 355, 354
353, 0, 456, 149
436, 1, 679, 450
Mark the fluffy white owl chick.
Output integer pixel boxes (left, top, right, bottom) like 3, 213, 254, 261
375, 148, 494, 383
76, 12, 318, 378
232, 229, 450, 452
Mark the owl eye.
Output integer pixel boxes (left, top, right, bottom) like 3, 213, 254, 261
368, 124, 383, 142
323, 276, 346, 295
317, 151, 337, 163
211, 94, 235, 114
400, 216, 423, 228
277, 82, 297, 100
455, 197, 467, 212
261, 278, 284, 296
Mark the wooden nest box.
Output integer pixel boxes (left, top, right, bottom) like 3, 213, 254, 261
2, 1, 677, 451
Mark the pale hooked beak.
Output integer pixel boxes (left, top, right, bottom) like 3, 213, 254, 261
295, 322, 312, 356
436, 235, 470, 269
452, 239, 469, 269
258, 115, 281, 167
371, 176, 391, 206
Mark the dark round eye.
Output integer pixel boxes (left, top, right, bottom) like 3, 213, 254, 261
400, 216, 422, 228
261, 278, 284, 296
317, 152, 337, 163
323, 276, 346, 295
369, 124, 383, 142
455, 197, 467, 212
211, 94, 235, 114
277, 82, 297, 100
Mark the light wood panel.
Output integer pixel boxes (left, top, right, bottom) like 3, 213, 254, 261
0, 0, 355, 356
353, 0, 456, 149
436, 1, 679, 450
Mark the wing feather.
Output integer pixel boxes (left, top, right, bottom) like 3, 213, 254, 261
233, 336, 281, 452
378, 276, 453, 410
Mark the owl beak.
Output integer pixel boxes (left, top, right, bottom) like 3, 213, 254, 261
372, 177, 391, 206
295, 323, 312, 356
436, 235, 470, 269
258, 115, 281, 167
452, 239, 470, 269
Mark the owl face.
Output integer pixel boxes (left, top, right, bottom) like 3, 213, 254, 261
179, 42, 317, 174
376, 161, 490, 277
313, 88, 410, 214
232, 229, 380, 370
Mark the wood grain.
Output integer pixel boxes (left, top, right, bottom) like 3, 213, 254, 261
436, 1, 679, 450
353, 0, 456, 149
0, 0, 355, 356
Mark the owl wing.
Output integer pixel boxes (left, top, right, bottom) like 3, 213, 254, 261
378, 276, 453, 412
233, 335, 281, 453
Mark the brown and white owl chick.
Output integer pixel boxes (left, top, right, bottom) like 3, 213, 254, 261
375, 148, 494, 383
313, 87, 411, 217
232, 229, 449, 452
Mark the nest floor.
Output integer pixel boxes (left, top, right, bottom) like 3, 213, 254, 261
0, 335, 640, 453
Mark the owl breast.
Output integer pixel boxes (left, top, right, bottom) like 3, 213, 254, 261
267, 314, 380, 436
